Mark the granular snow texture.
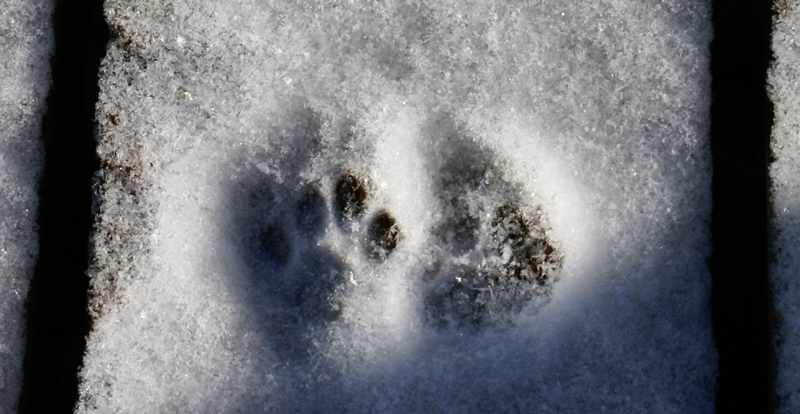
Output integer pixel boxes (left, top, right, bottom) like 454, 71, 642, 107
0, 0, 52, 411
78, 1, 716, 412
771, 1, 800, 412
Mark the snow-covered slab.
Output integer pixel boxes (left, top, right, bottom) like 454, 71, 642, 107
79, 0, 716, 412
0, 0, 52, 411
771, 2, 800, 412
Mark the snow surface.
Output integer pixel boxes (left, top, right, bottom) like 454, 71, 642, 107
79, 0, 716, 412
771, 2, 800, 412
0, 0, 52, 411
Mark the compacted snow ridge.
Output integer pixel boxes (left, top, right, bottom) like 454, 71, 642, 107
771, 1, 800, 412
78, 1, 716, 412
0, 0, 53, 411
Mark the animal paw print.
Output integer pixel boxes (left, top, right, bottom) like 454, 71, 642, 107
333, 173, 400, 262
227, 108, 403, 352
228, 106, 561, 346
420, 117, 562, 329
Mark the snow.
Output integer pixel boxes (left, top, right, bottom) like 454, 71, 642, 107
78, 0, 716, 412
0, 0, 52, 411
770, 2, 800, 412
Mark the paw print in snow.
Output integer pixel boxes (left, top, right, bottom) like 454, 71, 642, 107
420, 117, 562, 328
333, 173, 400, 261
228, 107, 561, 348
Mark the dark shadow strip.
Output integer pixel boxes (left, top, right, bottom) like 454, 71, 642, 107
18, 0, 109, 412
710, 0, 776, 412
